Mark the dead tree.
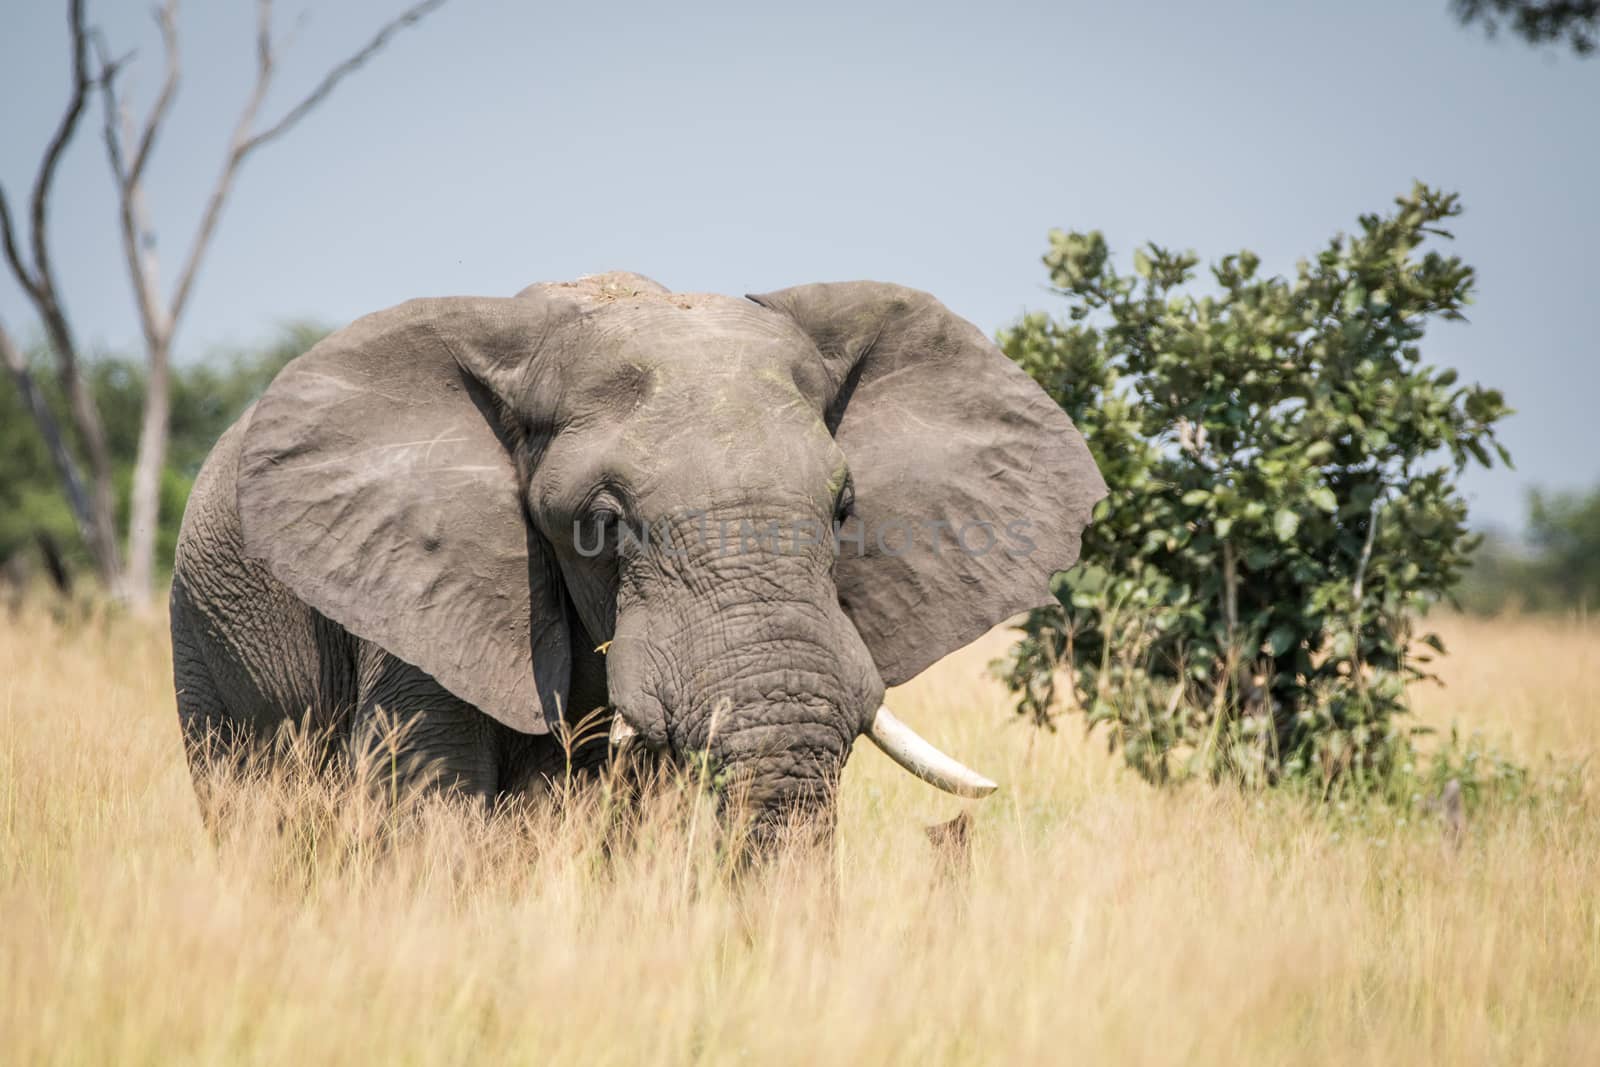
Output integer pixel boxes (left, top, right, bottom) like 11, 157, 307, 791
0, 0, 445, 607
0, 0, 124, 595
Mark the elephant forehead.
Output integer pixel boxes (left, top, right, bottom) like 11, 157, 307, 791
586, 330, 841, 494
516, 275, 830, 395
587, 293, 797, 353
562, 303, 819, 407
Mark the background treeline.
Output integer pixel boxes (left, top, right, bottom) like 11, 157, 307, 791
1456, 488, 1600, 614
1, 325, 324, 591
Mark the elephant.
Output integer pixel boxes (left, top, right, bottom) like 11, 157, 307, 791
169, 271, 1105, 848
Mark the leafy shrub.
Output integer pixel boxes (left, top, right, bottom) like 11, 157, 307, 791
997, 185, 1512, 786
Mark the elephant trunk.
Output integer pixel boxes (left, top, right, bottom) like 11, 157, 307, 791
606, 569, 878, 831
602, 512, 1000, 847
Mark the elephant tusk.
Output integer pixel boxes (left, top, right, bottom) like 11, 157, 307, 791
865, 705, 998, 799
609, 714, 638, 748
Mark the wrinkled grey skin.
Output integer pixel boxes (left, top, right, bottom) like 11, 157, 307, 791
170, 272, 1105, 844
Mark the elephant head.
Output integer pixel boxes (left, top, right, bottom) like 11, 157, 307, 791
236, 272, 1105, 844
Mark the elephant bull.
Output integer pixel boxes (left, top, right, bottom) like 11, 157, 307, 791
169, 272, 1105, 847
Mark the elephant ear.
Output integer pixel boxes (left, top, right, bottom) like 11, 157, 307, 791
237, 296, 571, 734
749, 282, 1107, 686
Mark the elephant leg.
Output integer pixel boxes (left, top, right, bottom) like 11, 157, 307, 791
171, 573, 271, 831
170, 560, 359, 828
353, 645, 507, 804
172, 627, 244, 832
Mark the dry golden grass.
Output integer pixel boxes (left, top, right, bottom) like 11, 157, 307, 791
2, 604, 1597, 1065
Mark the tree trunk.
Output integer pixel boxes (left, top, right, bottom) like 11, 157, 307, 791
69, 370, 127, 599
40, 304, 125, 598
123, 335, 170, 610
0, 320, 124, 596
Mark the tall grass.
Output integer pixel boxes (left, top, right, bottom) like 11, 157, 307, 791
2, 605, 1597, 1065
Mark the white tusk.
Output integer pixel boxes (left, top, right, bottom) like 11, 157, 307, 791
609, 714, 638, 747
866, 705, 999, 799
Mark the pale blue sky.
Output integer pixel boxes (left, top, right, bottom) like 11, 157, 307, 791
2, 0, 1594, 530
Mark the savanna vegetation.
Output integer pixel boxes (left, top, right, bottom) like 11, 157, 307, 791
2, 3, 1594, 1066
998, 186, 1522, 787
0, 195, 1591, 1067
1, 600, 1594, 1064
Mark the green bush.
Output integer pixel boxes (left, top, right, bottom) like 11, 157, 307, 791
0, 324, 324, 585
997, 185, 1512, 786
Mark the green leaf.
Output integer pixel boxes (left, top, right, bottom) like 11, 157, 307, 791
1273, 508, 1300, 541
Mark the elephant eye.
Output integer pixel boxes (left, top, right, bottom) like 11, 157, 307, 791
574, 489, 625, 548
586, 492, 623, 528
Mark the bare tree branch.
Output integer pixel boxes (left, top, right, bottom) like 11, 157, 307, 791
255, 0, 273, 74
3, 0, 96, 376
1350, 491, 1384, 605
4, 0, 443, 601
92, 3, 202, 604
95, 0, 443, 603
163, 52, 268, 332
27, 0, 93, 318
0, 185, 41, 305
0, 0, 123, 591
0, 0, 93, 307
126, 1, 181, 186
94, 30, 172, 354
241, 0, 446, 156
166, 0, 444, 334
